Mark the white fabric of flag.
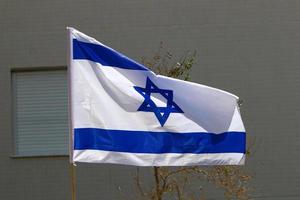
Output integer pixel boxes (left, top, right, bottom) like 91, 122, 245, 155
68, 27, 246, 166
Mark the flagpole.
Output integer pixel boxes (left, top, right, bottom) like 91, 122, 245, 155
67, 26, 74, 164
67, 27, 77, 200
69, 163, 77, 200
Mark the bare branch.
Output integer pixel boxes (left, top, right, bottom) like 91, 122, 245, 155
134, 167, 147, 197
134, 43, 252, 200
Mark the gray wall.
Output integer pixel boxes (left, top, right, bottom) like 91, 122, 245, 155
1, 0, 300, 199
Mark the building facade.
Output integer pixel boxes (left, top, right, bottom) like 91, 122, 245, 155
1, 0, 300, 199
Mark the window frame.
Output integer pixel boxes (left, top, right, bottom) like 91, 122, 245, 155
10, 66, 69, 158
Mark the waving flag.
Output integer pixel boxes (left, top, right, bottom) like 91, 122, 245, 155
68, 27, 246, 166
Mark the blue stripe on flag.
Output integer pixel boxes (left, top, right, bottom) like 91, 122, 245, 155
73, 39, 149, 71
74, 128, 246, 154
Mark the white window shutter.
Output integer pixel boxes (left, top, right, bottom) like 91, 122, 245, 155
13, 70, 68, 156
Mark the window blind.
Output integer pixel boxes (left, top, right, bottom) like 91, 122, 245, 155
12, 70, 68, 156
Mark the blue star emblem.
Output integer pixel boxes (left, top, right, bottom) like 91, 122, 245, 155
134, 77, 184, 126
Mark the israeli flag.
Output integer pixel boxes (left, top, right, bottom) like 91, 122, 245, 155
68, 27, 246, 166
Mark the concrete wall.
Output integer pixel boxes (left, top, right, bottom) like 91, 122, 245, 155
1, 0, 300, 199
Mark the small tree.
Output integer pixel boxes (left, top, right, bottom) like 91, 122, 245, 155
134, 42, 252, 200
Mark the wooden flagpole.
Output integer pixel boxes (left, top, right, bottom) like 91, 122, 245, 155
67, 27, 76, 200
69, 163, 77, 200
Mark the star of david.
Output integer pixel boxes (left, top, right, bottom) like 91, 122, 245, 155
134, 77, 184, 127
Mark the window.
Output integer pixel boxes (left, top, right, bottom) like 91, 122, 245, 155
12, 69, 68, 156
